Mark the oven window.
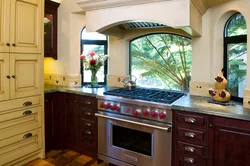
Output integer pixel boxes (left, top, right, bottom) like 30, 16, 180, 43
112, 125, 152, 156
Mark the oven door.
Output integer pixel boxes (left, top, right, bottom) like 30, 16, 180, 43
96, 112, 172, 166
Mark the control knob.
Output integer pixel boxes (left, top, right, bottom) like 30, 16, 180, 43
142, 109, 150, 116
133, 109, 141, 117
151, 110, 158, 118
159, 112, 166, 119
111, 104, 119, 111
100, 102, 105, 108
105, 103, 111, 109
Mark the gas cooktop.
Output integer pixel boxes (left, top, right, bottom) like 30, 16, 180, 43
103, 88, 184, 104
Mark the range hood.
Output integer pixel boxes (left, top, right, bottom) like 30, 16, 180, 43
77, 0, 229, 37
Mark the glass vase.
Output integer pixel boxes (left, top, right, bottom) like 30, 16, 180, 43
91, 70, 98, 87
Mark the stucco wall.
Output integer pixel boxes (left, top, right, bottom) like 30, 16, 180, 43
44, 0, 250, 102
44, 0, 84, 75
190, 0, 250, 98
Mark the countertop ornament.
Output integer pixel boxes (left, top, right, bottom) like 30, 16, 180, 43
209, 71, 231, 102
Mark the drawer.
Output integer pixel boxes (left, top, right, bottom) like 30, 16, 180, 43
0, 106, 42, 140
177, 127, 205, 142
0, 128, 42, 166
176, 112, 207, 127
177, 141, 206, 157
79, 127, 97, 145
174, 152, 206, 166
79, 96, 96, 108
79, 118, 97, 130
79, 108, 96, 121
0, 95, 41, 113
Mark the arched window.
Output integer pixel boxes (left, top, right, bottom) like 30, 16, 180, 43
224, 13, 247, 101
130, 33, 192, 90
80, 27, 108, 86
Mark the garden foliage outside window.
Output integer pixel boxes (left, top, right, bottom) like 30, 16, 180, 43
130, 33, 192, 91
224, 13, 247, 101
80, 27, 108, 85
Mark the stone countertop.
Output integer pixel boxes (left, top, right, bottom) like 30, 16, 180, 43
172, 94, 250, 121
45, 84, 250, 121
44, 84, 117, 97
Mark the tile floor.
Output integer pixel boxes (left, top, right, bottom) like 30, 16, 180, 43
23, 149, 108, 166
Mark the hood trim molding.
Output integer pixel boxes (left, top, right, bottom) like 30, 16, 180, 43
77, 0, 170, 11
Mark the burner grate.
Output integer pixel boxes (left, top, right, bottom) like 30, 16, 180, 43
104, 88, 184, 104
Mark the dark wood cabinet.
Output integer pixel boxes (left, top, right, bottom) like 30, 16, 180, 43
208, 116, 250, 166
44, 0, 60, 59
174, 110, 250, 166
174, 111, 208, 166
61, 93, 98, 157
78, 95, 98, 157
63, 93, 79, 147
44, 92, 63, 152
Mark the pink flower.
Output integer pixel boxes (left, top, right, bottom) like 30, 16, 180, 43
90, 59, 96, 65
80, 54, 86, 59
89, 51, 96, 57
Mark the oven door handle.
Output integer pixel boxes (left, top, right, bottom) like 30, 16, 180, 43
95, 113, 171, 132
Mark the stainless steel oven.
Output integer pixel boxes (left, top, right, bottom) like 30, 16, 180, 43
96, 87, 184, 166
96, 111, 172, 166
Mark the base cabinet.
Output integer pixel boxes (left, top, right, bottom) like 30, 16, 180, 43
174, 110, 250, 166
45, 92, 63, 152
45, 92, 98, 157
208, 116, 250, 166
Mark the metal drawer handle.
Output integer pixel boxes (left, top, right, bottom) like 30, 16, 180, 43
23, 110, 32, 116
85, 122, 91, 127
184, 157, 195, 164
184, 132, 196, 138
184, 146, 195, 153
85, 131, 91, 135
84, 101, 91, 105
23, 101, 32, 106
84, 112, 91, 116
184, 117, 196, 123
23, 133, 33, 139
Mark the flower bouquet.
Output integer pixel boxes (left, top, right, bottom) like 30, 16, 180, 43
80, 50, 108, 87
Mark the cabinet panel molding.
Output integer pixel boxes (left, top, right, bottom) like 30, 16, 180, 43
0, 53, 9, 101
10, 0, 42, 53
10, 54, 41, 99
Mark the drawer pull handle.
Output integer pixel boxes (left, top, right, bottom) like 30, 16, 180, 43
184, 146, 195, 153
23, 133, 33, 139
84, 112, 91, 116
85, 122, 91, 126
85, 131, 91, 135
184, 132, 196, 138
23, 101, 32, 106
84, 101, 91, 105
184, 117, 196, 123
184, 157, 195, 164
23, 110, 32, 116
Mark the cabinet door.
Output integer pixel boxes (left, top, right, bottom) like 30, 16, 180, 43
0, 0, 10, 52
64, 94, 79, 146
9, 54, 41, 99
45, 92, 63, 152
0, 53, 9, 101
208, 117, 250, 166
10, 0, 42, 53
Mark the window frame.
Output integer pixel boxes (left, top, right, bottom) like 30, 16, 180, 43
223, 12, 247, 102
80, 27, 108, 86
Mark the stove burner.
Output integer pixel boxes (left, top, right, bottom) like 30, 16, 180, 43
104, 88, 184, 104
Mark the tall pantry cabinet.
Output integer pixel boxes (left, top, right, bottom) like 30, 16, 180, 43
0, 0, 44, 165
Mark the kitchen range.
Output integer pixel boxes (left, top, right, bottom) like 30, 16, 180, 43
96, 88, 185, 166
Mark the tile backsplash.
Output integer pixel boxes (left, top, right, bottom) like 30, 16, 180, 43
44, 73, 81, 87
